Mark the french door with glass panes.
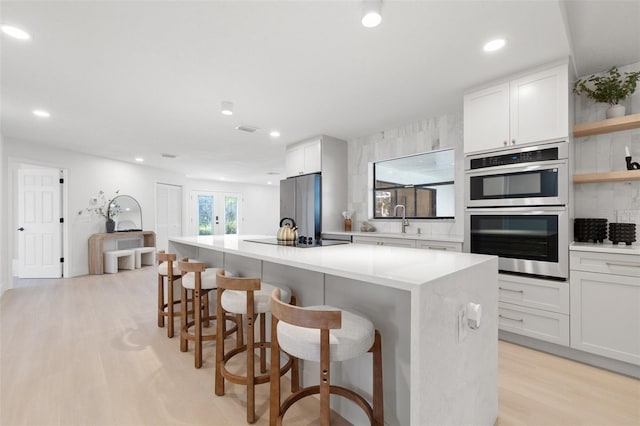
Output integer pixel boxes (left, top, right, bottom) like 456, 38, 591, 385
190, 191, 240, 236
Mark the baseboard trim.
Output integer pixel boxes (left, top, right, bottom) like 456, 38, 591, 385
499, 330, 640, 379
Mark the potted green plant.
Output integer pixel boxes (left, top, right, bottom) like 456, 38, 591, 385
573, 66, 640, 119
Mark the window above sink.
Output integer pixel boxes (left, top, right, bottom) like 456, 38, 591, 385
370, 148, 455, 219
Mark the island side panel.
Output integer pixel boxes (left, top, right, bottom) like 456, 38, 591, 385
324, 275, 411, 426
412, 257, 498, 425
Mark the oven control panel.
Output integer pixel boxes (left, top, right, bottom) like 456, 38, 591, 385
470, 147, 559, 170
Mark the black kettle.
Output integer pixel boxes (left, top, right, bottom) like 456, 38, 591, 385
277, 217, 297, 241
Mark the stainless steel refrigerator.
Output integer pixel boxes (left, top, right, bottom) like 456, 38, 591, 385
280, 174, 321, 241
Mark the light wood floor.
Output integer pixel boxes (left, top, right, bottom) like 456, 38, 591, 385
1, 268, 639, 426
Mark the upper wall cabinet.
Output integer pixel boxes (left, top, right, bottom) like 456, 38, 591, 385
464, 64, 569, 154
285, 138, 322, 177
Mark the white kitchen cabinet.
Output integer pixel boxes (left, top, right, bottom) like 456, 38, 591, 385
570, 250, 640, 365
498, 302, 570, 346
464, 63, 569, 154
352, 236, 416, 248
285, 138, 321, 177
415, 240, 462, 252
497, 273, 570, 345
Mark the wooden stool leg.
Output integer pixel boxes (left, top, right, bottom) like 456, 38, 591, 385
180, 286, 188, 352
291, 357, 300, 393
247, 312, 255, 424
372, 330, 384, 426
320, 329, 331, 426
270, 316, 281, 426
259, 312, 267, 374
167, 275, 175, 338
194, 288, 202, 368
157, 274, 164, 327
203, 293, 211, 328
215, 291, 225, 396
236, 314, 244, 348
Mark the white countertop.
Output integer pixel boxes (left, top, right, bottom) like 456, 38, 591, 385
169, 235, 493, 291
323, 231, 464, 243
570, 241, 640, 256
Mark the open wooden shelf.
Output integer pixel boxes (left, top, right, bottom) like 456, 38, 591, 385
573, 113, 640, 138
573, 170, 640, 184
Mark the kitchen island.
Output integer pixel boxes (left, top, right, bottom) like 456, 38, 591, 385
169, 235, 498, 426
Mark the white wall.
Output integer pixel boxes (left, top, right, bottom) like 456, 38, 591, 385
185, 179, 280, 236
347, 113, 464, 237
573, 61, 640, 241
0, 132, 7, 296
3, 138, 280, 281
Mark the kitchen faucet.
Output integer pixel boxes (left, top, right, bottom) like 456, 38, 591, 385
394, 204, 410, 234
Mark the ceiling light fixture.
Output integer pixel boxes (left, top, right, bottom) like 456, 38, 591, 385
135, 157, 144, 162
1, 25, 31, 40
362, 0, 382, 28
269, 130, 280, 138
32, 109, 50, 118
221, 101, 233, 116
483, 38, 506, 52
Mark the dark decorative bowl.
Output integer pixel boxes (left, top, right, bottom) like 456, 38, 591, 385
574, 218, 608, 243
608, 223, 636, 245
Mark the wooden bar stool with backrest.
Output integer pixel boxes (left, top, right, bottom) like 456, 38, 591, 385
178, 261, 241, 369
269, 288, 383, 426
215, 270, 299, 424
156, 250, 184, 338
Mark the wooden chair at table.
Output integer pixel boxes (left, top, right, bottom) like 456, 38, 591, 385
214, 270, 298, 424
269, 288, 383, 426
178, 261, 242, 368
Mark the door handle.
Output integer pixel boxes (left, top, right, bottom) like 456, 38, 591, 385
18, 227, 25, 231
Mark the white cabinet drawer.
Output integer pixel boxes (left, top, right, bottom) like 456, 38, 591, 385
498, 274, 569, 314
415, 240, 462, 252
570, 251, 640, 277
499, 302, 570, 346
570, 271, 640, 365
352, 236, 416, 248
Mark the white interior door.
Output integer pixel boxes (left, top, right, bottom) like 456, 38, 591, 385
155, 183, 182, 251
18, 168, 62, 278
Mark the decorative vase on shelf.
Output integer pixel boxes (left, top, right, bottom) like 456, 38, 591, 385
344, 219, 352, 232
106, 219, 115, 233
606, 104, 626, 119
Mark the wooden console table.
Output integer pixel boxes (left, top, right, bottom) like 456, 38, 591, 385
88, 231, 156, 275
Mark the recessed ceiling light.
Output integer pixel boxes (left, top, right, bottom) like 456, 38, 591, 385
1, 25, 31, 40
270, 130, 280, 138
267, 181, 273, 185
135, 158, 144, 162
483, 38, 506, 52
32, 109, 50, 118
221, 101, 233, 116
362, 1, 382, 28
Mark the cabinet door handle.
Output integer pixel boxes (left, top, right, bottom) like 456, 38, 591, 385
503, 140, 507, 146
605, 261, 640, 269
499, 287, 524, 293
499, 314, 524, 322
427, 246, 446, 250
511, 139, 516, 145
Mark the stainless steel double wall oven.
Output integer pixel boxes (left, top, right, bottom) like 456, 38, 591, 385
465, 141, 569, 280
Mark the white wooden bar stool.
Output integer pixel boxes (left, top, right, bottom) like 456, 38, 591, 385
156, 251, 183, 338
178, 261, 241, 368
215, 270, 298, 424
104, 249, 135, 273
269, 288, 383, 426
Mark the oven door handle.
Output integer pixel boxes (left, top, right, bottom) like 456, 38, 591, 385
465, 206, 567, 213
465, 159, 567, 175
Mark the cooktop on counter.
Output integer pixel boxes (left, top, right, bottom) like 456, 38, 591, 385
245, 238, 350, 248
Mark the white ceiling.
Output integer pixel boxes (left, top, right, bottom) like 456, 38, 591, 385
1, 1, 639, 185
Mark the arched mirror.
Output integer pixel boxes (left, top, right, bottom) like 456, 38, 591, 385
108, 195, 142, 231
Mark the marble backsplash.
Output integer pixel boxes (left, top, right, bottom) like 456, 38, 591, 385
346, 113, 465, 238
573, 61, 640, 241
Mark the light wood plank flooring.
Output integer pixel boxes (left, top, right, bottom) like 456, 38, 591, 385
2, 268, 639, 425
